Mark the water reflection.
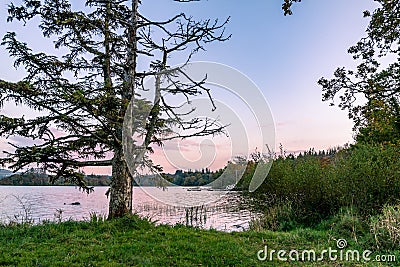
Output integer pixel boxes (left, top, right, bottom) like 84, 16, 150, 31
0, 186, 257, 231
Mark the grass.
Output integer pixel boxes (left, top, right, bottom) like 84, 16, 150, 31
0, 215, 398, 266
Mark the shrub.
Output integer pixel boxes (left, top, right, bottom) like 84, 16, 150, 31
329, 206, 368, 242
249, 200, 297, 231
250, 143, 400, 227
370, 204, 400, 250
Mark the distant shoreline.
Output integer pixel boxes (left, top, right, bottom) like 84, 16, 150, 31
0, 184, 109, 187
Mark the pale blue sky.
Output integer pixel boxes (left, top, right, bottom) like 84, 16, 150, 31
0, 1, 378, 173
137, 0, 378, 152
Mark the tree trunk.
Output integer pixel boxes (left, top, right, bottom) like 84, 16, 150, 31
107, 0, 139, 220
108, 147, 132, 219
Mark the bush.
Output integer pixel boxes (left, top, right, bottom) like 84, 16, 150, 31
328, 206, 368, 242
249, 200, 297, 231
370, 204, 400, 250
334, 144, 400, 216
250, 143, 400, 227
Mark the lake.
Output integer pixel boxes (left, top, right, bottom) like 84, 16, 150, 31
0, 186, 257, 231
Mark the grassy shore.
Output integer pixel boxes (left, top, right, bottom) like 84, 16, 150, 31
0, 215, 398, 266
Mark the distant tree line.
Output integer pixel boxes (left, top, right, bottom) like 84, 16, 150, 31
0, 168, 228, 187
163, 168, 224, 186
0, 172, 111, 186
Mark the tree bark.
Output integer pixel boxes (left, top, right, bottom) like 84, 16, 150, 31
107, 0, 139, 219
108, 147, 132, 219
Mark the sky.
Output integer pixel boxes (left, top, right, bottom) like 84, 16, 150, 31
0, 0, 379, 174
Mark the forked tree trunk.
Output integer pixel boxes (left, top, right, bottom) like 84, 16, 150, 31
107, 0, 138, 219
108, 147, 132, 219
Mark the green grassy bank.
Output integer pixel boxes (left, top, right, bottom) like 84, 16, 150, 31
0, 215, 398, 266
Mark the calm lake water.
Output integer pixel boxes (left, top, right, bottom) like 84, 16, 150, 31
0, 186, 257, 231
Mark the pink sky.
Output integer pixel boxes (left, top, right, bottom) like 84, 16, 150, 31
0, 0, 378, 175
